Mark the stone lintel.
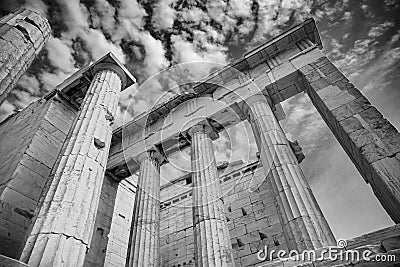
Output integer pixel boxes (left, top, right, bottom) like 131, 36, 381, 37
112, 18, 319, 140
106, 18, 324, 179
244, 18, 322, 60
107, 92, 288, 180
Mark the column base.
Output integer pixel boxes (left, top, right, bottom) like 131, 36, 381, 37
0, 254, 27, 267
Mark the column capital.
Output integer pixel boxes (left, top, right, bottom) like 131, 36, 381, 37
239, 93, 274, 121
87, 52, 135, 91
92, 62, 128, 89
187, 121, 219, 140
137, 148, 167, 165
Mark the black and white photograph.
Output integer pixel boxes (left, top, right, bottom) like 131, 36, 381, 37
0, 0, 399, 266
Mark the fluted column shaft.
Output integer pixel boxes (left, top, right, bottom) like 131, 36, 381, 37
189, 124, 234, 267
20, 67, 123, 266
127, 151, 161, 267
0, 8, 51, 105
244, 95, 335, 252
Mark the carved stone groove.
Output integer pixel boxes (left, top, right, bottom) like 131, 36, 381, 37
126, 150, 161, 267
20, 68, 122, 267
189, 124, 235, 266
242, 94, 336, 252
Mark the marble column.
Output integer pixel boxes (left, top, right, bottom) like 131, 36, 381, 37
189, 124, 235, 266
126, 150, 161, 267
242, 94, 336, 252
0, 8, 51, 106
20, 63, 125, 266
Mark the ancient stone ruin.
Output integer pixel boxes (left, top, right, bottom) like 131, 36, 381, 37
0, 8, 399, 267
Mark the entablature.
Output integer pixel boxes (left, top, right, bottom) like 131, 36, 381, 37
106, 18, 324, 180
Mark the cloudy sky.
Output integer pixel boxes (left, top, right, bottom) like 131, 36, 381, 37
1, 0, 399, 241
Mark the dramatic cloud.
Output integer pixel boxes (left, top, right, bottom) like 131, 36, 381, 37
152, 0, 176, 30
368, 21, 395, 38
46, 37, 76, 73
252, 0, 312, 42
140, 33, 169, 76
17, 75, 41, 95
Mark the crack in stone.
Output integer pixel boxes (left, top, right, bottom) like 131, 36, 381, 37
14, 24, 34, 46
23, 17, 44, 34
40, 231, 89, 247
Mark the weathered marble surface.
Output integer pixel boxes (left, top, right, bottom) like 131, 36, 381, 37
0, 8, 50, 105
189, 124, 235, 266
242, 94, 336, 252
20, 67, 123, 266
126, 151, 161, 267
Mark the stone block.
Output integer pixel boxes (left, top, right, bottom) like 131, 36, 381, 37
20, 152, 51, 182
237, 244, 252, 257
241, 252, 261, 266
371, 157, 400, 200
279, 85, 299, 100
26, 129, 62, 168
372, 123, 400, 156
0, 187, 36, 212
0, 41, 21, 69
317, 60, 336, 75
348, 128, 375, 149
339, 117, 363, 134
361, 142, 389, 163
224, 192, 239, 204
246, 218, 269, 233
243, 231, 261, 245
39, 119, 67, 143
250, 192, 271, 203
252, 201, 266, 212
238, 189, 251, 200
358, 107, 385, 126
299, 64, 315, 75
231, 196, 251, 210
316, 85, 356, 110
1, 27, 30, 54
331, 104, 353, 121
234, 213, 256, 226
0, 67, 9, 82
7, 164, 47, 202
268, 215, 280, 226
227, 209, 243, 220
253, 205, 273, 220
324, 69, 345, 84
309, 77, 330, 91
347, 95, 371, 114
249, 239, 269, 254
45, 100, 76, 134
312, 56, 331, 69
230, 225, 247, 238
300, 66, 321, 83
